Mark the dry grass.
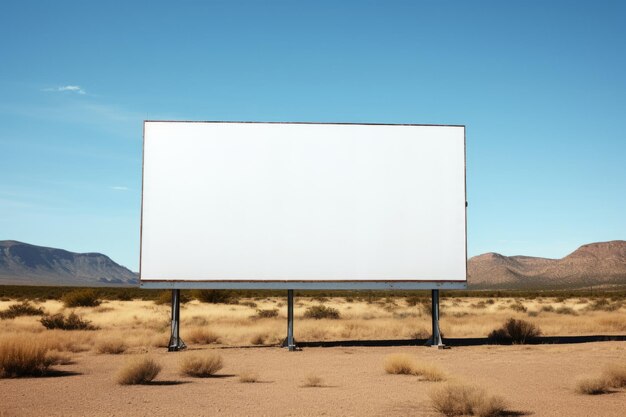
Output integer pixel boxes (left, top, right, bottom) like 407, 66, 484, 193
383, 353, 446, 381
429, 382, 508, 416
575, 362, 626, 394
116, 356, 161, 385
183, 327, 220, 345
96, 337, 127, 354
238, 370, 259, 383
303, 374, 324, 387
179, 352, 224, 377
575, 377, 610, 395
0, 296, 623, 350
0, 337, 54, 378
603, 363, 626, 388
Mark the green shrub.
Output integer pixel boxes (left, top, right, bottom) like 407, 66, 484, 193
0, 302, 45, 319
488, 318, 541, 344
62, 289, 101, 308
40, 312, 97, 330
304, 305, 340, 320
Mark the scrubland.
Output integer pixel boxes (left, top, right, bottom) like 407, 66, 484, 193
0, 293, 625, 416
1, 295, 623, 350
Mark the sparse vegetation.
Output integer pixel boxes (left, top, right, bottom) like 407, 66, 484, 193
575, 377, 610, 395
488, 318, 541, 344
116, 356, 161, 385
40, 312, 97, 330
62, 289, 101, 308
575, 363, 626, 395
183, 328, 220, 345
256, 308, 279, 319
384, 354, 446, 381
239, 370, 259, 383
429, 382, 508, 416
304, 305, 340, 320
179, 352, 224, 377
0, 301, 45, 319
193, 289, 237, 304
96, 337, 127, 354
303, 374, 324, 387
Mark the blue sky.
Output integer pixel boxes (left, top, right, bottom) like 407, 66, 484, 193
1, 1, 625, 271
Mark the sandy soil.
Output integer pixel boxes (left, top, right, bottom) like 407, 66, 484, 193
1, 342, 625, 417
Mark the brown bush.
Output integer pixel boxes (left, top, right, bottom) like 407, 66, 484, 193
40, 312, 97, 331
179, 352, 223, 377
488, 318, 541, 344
183, 328, 220, 345
0, 302, 45, 319
96, 337, 127, 354
303, 374, 324, 387
575, 377, 610, 395
116, 356, 161, 385
239, 370, 259, 383
384, 354, 445, 381
0, 337, 53, 378
256, 309, 279, 319
303, 305, 340, 320
429, 382, 507, 416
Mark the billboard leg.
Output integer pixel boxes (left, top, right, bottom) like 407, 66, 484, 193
168, 289, 186, 352
283, 289, 297, 351
428, 289, 445, 349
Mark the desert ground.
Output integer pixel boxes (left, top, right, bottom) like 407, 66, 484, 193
1, 294, 625, 416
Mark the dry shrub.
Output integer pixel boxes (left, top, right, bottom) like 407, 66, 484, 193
384, 354, 445, 381
488, 318, 540, 344
184, 328, 220, 345
555, 306, 577, 315
575, 377, 610, 395
250, 333, 268, 345
180, 352, 223, 377
303, 374, 324, 387
509, 302, 526, 313
193, 290, 236, 304
239, 370, 259, 383
96, 337, 127, 354
45, 350, 73, 365
62, 289, 101, 308
256, 309, 279, 319
116, 356, 161, 385
576, 363, 626, 394
40, 312, 97, 330
0, 337, 53, 378
303, 305, 340, 320
603, 363, 626, 388
0, 302, 45, 319
429, 382, 507, 416
154, 291, 191, 305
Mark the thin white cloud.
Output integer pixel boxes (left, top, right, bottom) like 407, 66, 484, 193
43, 85, 86, 95
109, 186, 129, 191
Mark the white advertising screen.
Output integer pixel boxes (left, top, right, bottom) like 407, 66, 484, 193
140, 122, 466, 289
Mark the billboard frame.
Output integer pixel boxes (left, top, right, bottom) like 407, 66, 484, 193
139, 120, 467, 291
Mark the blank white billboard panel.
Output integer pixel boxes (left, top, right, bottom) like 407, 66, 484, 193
140, 122, 466, 289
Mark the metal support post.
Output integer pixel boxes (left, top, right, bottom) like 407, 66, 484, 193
168, 289, 186, 352
285, 289, 296, 351
428, 289, 445, 348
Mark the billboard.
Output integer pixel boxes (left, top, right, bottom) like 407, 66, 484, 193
140, 121, 466, 289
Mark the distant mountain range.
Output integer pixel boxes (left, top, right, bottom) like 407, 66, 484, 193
1, 239, 625, 289
468, 240, 626, 289
0, 240, 137, 286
